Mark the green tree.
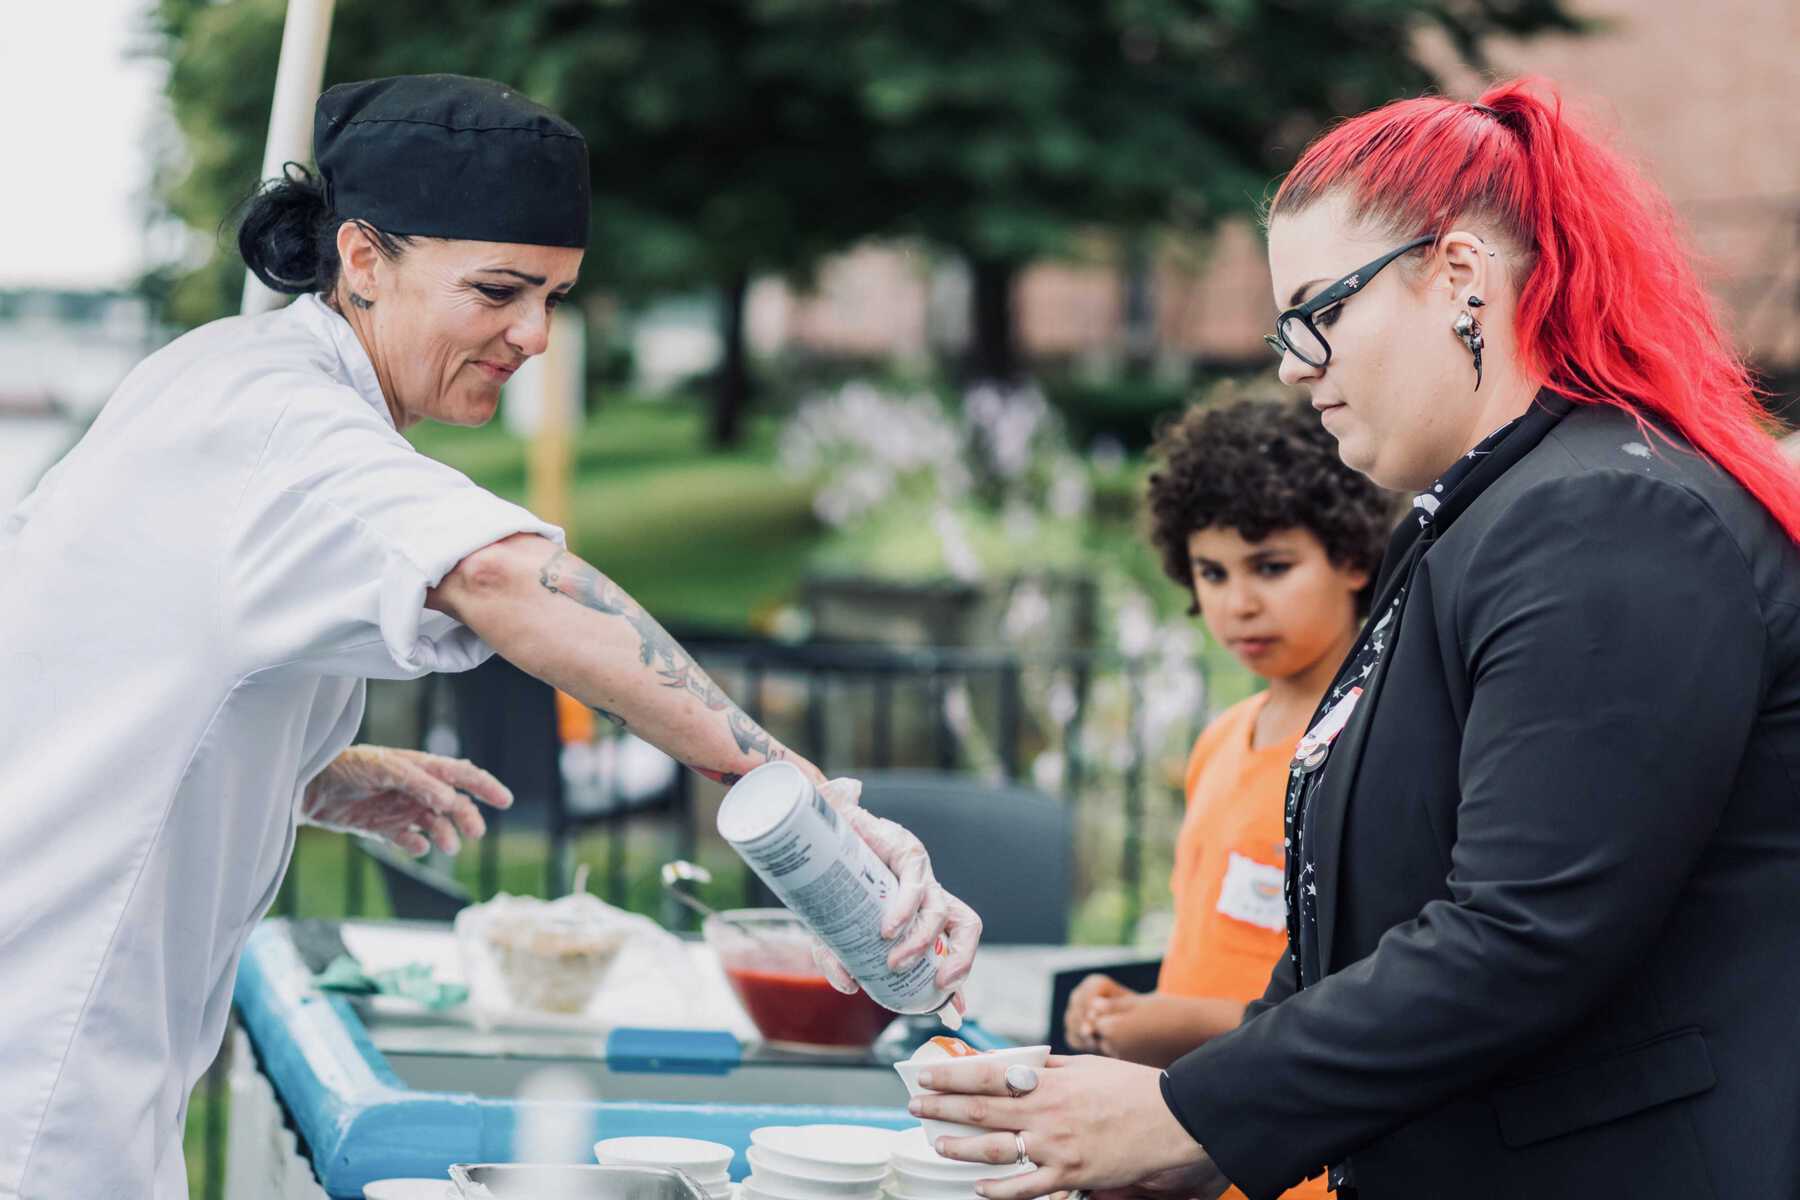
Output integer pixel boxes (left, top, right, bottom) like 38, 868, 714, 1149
807, 0, 1587, 381
148, 0, 1585, 435
151, 0, 891, 445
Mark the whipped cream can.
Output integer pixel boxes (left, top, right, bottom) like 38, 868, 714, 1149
718, 761, 958, 1024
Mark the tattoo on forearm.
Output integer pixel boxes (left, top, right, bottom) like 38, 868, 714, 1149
541, 550, 731, 708
593, 706, 627, 729
728, 708, 780, 761
539, 548, 786, 775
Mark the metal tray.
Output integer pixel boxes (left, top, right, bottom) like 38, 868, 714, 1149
448, 1163, 713, 1200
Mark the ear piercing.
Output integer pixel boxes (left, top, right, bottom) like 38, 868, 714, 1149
1453, 295, 1485, 391
349, 292, 375, 310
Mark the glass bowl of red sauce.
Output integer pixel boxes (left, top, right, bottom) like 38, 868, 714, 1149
704, 909, 897, 1053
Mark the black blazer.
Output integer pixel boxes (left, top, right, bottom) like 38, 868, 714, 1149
1162, 397, 1800, 1200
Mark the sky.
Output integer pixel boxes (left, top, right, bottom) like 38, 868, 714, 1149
0, 1, 170, 290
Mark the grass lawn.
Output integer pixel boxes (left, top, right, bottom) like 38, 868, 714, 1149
409, 398, 826, 631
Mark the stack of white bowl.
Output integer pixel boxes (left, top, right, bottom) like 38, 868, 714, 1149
596, 1136, 736, 1199
743, 1125, 896, 1200
362, 1181, 454, 1200
886, 1128, 1030, 1200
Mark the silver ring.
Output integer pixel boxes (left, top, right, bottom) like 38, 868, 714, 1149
1013, 1130, 1030, 1165
1003, 1064, 1039, 1098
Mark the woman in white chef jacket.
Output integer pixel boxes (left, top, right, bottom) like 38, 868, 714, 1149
0, 74, 981, 1200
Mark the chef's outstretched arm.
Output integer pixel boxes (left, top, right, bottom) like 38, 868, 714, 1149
428, 533, 821, 788
429, 532, 983, 988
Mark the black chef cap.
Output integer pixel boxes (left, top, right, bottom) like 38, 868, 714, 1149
314, 74, 590, 249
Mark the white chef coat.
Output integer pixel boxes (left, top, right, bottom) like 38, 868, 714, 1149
0, 294, 561, 1199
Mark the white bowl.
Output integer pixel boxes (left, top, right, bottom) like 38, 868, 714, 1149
364, 1182, 454, 1200
891, 1045, 1050, 1145
888, 1128, 1032, 1182
887, 1176, 979, 1200
596, 1136, 736, 1179
749, 1125, 898, 1181
886, 1184, 977, 1200
744, 1179, 878, 1200
886, 1171, 1026, 1200
742, 1183, 802, 1200
887, 1127, 987, 1176
890, 1161, 997, 1186
744, 1176, 884, 1200
891, 1167, 995, 1197
743, 1147, 886, 1198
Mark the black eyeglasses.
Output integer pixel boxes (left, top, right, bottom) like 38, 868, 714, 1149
1265, 234, 1436, 368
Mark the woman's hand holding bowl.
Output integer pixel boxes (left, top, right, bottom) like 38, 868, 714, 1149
907, 1053, 1229, 1200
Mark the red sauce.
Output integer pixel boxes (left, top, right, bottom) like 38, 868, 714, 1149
723, 966, 897, 1048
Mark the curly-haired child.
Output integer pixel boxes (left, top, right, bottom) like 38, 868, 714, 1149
1065, 393, 1395, 1199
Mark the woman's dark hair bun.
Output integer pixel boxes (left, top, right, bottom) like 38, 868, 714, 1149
236, 162, 335, 295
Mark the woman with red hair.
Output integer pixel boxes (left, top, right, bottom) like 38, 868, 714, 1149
909, 79, 1800, 1200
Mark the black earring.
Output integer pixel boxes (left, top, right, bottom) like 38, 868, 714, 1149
349, 292, 374, 310
1453, 297, 1485, 391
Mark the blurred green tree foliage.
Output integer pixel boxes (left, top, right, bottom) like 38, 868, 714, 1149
148, 0, 1583, 440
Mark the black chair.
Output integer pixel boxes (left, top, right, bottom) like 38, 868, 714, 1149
439, 654, 694, 901
447, 654, 565, 817
854, 769, 1074, 944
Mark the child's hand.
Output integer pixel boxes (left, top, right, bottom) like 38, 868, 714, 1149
1091, 990, 1182, 1065
1091, 991, 1244, 1068
1064, 973, 1134, 1051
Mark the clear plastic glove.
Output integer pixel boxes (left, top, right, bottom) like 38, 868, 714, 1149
808, 777, 983, 1008
301, 745, 513, 856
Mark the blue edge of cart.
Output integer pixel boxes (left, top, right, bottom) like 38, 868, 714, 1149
233, 921, 1011, 1198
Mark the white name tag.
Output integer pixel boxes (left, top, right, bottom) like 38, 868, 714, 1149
1216, 851, 1287, 931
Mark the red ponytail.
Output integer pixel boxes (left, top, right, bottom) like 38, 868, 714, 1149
1273, 77, 1800, 543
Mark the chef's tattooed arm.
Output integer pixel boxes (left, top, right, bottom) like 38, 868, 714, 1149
538, 549, 780, 782
539, 550, 733, 712
427, 535, 821, 789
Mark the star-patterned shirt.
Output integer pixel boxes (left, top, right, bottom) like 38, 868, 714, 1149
1283, 414, 1526, 987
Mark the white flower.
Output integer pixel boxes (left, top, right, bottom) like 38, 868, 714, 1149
1116, 591, 1157, 658
936, 458, 973, 501
782, 380, 969, 529
1003, 500, 1039, 544
767, 605, 813, 643
1048, 463, 1091, 519
813, 488, 855, 528
933, 505, 984, 582
964, 382, 1053, 481
1002, 580, 1053, 641
1140, 658, 1204, 744
943, 681, 975, 733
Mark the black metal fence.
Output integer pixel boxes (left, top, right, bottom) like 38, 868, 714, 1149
665, 632, 1212, 938
270, 632, 1212, 935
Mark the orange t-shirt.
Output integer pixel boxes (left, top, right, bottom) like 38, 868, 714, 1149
1160, 692, 1328, 1200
